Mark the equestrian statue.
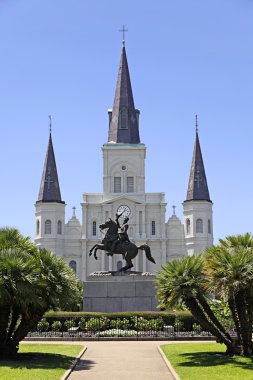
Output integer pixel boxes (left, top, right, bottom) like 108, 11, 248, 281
89, 213, 156, 272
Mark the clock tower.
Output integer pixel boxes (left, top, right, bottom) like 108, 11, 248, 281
80, 41, 167, 278
102, 42, 146, 197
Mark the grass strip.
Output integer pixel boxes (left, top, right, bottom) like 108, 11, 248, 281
0, 343, 83, 380
161, 342, 253, 380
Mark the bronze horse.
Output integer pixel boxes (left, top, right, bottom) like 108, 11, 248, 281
89, 219, 156, 271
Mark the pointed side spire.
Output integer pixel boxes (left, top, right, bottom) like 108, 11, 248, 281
185, 118, 211, 202
37, 130, 64, 204
108, 44, 140, 144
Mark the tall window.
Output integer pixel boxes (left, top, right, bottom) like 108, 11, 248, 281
45, 220, 51, 234
186, 219, 190, 234
196, 218, 203, 233
114, 177, 121, 193
208, 219, 211, 234
57, 220, 62, 234
151, 221, 156, 236
105, 211, 109, 220
92, 221, 97, 236
69, 260, 77, 274
120, 107, 128, 129
127, 176, 134, 193
36, 220, 40, 236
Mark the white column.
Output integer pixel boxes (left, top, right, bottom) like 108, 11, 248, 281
82, 240, 87, 281
101, 253, 105, 271
109, 256, 113, 271
142, 252, 147, 272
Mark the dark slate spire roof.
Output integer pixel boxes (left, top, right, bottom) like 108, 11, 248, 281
185, 131, 211, 202
108, 44, 140, 144
37, 133, 64, 204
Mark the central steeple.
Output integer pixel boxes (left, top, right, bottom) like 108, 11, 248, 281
108, 42, 140, 144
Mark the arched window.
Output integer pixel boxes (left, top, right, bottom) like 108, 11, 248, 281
69, 260, 77, 274
92, 221, 97, 236
186, 219, 190, 234
45, 220, 51, 234
151, 221, 156, 236
208, 219, 211, 234
196, 218, 203, 233
120, 107, 128, 129
36, 220, 40, 236
57, 220, 62, 234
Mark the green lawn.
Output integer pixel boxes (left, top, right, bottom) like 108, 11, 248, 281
0, 344, 84, 380
161, 342, 253, 380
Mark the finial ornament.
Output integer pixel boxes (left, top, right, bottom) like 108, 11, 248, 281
49, 115, 52, 134
119, 25, 128, 46
172, 205, 176, 215
72, 206, 76, 217
195, 114, 198, 133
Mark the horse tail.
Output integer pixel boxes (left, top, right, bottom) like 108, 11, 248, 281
138, 244, 156, 264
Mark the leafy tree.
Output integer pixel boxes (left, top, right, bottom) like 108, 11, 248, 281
157, 233, 253, 356
0, 228, 82, 358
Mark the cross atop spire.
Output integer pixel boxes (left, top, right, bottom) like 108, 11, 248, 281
195, 114, 198, 133
49, 115, 52, 134
119, 25, 128, 46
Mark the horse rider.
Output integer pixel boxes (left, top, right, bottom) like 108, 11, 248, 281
108, 213, 130, 256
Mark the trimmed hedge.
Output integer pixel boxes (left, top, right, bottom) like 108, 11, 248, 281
43, 310, 196, 331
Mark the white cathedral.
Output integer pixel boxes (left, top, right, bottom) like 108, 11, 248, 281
35, 42, 213, 281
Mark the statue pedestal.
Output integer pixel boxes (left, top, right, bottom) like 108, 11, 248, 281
83, 271, 158, 312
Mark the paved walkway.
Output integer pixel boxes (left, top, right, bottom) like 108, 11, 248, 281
68, 341, 175, 380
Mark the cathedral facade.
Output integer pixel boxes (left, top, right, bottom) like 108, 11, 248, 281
35, 43, 213, 281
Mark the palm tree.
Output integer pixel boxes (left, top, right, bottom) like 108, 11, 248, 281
157, 233, 253, 357
205, 233, 253, 356
156, 255, 234, 354
0, 228, 82, 358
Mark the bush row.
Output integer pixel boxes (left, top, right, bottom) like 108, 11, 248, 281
41, 311, 197, 332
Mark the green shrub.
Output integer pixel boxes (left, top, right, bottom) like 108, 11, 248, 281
64, 319, 75, 329
86, 317, 110, 331
192, 323, 202, 334
37, 318, 49, 332
110, 318, 131, 330
51, 320, 62, 332
78, 318, 87, 330
174, 317, 184, 331
210, 300, 235, 331
132, 317, 164, 331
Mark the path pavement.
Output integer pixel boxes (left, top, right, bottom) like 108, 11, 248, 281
68, 341, 175, 380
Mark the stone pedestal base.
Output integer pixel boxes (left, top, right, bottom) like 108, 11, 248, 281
83, 271, 158, 312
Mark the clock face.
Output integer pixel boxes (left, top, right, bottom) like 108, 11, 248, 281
117, 205, 131, 218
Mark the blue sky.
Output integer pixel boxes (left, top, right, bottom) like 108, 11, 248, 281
0, 0, 253, 243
